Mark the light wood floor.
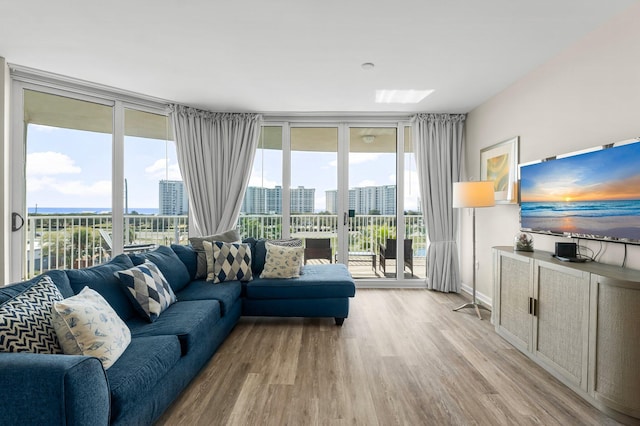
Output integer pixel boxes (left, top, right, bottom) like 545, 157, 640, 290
156, 289, 622, 426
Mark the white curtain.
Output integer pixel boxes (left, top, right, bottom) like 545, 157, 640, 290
412, 113, 466, 293
170, 105, 262, 236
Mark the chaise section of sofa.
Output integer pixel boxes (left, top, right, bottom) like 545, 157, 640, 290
242, 263, 356, 325
175, 239, 357, 325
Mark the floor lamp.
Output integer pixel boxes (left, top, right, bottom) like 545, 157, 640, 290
452, 181, 495, 320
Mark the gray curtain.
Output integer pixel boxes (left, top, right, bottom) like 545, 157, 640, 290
412, 113, 466, 292
169, 105, 262, 236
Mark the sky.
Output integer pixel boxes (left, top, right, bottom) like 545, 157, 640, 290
26, 124, 421, 212
520, 142, 640, 203
27, 124, 181, 210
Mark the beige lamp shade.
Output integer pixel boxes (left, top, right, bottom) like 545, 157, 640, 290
452, 181, 496, 208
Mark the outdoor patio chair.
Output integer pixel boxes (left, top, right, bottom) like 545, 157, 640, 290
379, 238, 413, 276
304, 238, 332, 264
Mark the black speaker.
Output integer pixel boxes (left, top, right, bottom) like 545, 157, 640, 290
555, 242, 577, 258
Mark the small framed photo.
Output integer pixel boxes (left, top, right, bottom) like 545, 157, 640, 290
480, 136, 519, 204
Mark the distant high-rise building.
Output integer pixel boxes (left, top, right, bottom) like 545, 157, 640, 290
326, 190, 338, 214
242, 185, 315, 214
266, 186, 282, 214
325, 185, 396, 215
159, 180, 188, 215
290, 186, 315, 213
242, 187, 266, 214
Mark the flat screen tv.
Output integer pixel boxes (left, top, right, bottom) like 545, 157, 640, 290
519, 139, 640, 244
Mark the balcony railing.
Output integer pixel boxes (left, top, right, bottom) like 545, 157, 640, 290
25, 213, 426, 278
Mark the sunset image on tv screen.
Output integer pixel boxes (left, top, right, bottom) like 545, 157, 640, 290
519, 141, 640, 241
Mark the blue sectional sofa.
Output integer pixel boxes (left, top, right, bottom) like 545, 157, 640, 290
0, 241, 356, 425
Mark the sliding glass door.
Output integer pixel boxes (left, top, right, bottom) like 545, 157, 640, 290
244, 121, 425, 284
17, 89, 114, 279
290, 127, 339, 262
10, 82, 174, 282
347, 127, 397, 279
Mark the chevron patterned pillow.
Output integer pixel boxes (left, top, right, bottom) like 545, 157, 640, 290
0, 275, 63, 354
114, 261, 177, 322
204, 240, 253, 283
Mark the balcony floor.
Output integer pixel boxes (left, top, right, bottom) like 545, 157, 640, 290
306, 258, 426, 281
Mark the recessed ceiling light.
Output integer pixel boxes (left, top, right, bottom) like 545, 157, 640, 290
361, 62, 375, 70
375, 89, 434, 104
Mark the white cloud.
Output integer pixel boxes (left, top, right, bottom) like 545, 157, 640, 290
349, 153, 383, 164
145, 159, 167, 174
27, 152, 81, 176
55, 180, 112, 196
248, 172, 279, 188
144, 159, 182, 180
28, 176, 54, 192
30, 124, 58, 133
28, 177, 111, 198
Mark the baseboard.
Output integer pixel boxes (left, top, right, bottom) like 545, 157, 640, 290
355, 280, 427, 289
459, 282, 493, 309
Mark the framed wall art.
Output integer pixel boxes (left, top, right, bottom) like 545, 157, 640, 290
480, 136, 519, 204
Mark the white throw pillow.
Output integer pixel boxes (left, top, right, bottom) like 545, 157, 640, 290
52, 287, 131, 369
260, 242, 304, 279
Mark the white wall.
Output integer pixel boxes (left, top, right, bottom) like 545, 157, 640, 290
465, 3, 640, 301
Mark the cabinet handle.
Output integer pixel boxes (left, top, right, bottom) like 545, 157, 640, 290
533, 298, 538, 317
528, 297, 533, 315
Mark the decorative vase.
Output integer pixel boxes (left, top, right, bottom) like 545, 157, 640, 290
514, 232, 534, 252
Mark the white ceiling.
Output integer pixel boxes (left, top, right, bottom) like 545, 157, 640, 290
1, 0, 637, 113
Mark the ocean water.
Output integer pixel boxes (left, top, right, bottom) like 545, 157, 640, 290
521, 199, 640, 240
28, 207, 159, 215
520, 200, 640, 219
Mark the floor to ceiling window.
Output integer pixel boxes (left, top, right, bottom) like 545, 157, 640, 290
242, 121, 426, 284
289, 126, 339, 265
403, 126, 426, 280
348, 127, 397, 279
9, 69, 425, 285
11, 78, 178, 281
123, 108, 187, 251
239, 125, 283, 239
22, 90, 113, 278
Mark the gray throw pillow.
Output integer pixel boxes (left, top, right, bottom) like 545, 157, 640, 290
189, 229, 241, 279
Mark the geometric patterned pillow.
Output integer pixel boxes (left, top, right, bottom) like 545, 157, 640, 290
260, 242, 304, 279
189, 229, 242, 279
203, 240, 253, 283
268, 238, 303, 248
0, 275, 63, 354
51, 286, 131, 369
114, 261, 177, 322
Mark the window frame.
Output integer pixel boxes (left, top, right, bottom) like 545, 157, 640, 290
9, 68, 170, 281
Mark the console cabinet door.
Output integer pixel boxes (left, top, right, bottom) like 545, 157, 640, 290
533, 261, 590, 390
494, 250, 533, 352
589, 275, 640, 417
